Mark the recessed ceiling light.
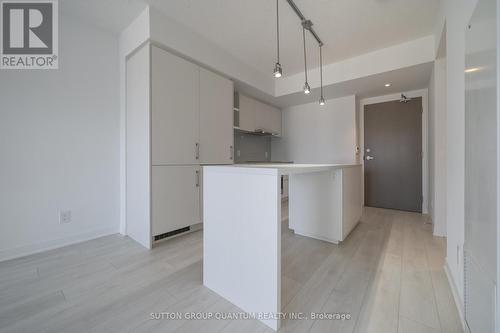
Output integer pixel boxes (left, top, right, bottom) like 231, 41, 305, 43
465, 67, 480, 73
385, 83, 392, 87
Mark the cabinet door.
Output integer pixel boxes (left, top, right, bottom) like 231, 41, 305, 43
254, 100, 268, 132
254, 101, 281, 136
239, 94, 256, 132
269, 105, 282, 137
151, 165, 201, 236
199, 67, 234, 164
151, 46, 200, 165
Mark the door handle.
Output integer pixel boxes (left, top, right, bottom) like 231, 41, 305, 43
195, 170, 200, 187
195, 143, 200, 160
230, 145, 234, 160
365, 155, 374, 161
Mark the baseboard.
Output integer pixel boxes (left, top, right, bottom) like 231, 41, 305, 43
444, 258, 467, 332
431, 215, 447, 238
0, 227, 119, 262
292, 229, 339, 244
433, 228, 447, 238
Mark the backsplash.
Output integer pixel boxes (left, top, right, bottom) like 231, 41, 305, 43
234, 131, 271, 163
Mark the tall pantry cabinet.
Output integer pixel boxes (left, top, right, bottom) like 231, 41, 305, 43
126, 43, 234, 248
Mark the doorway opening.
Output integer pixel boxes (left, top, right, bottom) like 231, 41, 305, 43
363, 97, 424, 212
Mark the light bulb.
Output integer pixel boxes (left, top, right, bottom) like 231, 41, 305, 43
319, 97, 325, 105
273, 63, 282, 78
303, 82, 311, 94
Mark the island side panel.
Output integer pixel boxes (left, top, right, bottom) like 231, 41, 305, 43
341, 166, 363, 240
203, 166, 281, 331
288, 169, 342, 243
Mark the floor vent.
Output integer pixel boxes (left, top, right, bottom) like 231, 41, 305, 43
154, 226, 190, 242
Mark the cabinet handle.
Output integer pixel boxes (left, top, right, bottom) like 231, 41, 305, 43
230, 145, 234, 160
195, 170, 200, 187
195, 143, 199, 160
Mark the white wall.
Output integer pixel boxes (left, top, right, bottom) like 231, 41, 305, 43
428, 66, 436, 222
0, 14, 120, 260
434, 0, 478, 318
119, 7, 150, 234
275, 36, 435, 97
429, 57, 448, 237
271, 96, 356, 164
149, 8, 272, 96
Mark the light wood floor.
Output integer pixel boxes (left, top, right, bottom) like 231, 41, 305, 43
0, 206, 462, 333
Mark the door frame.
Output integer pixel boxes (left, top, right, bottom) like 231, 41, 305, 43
359, 88, 429, 214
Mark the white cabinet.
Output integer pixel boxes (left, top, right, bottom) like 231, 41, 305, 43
126, 43, 234, 247
269, 106, 282, 137
199, 68, 234, 164
151, 165, 201, 236
255, 101, 281, 136
237, 95, 281, 136
151, 45, 233, 165
254, 100, 268, 132
239, 94, 256, 132
151, 47, 200, 165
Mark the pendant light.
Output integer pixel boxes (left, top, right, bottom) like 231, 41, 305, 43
319, 45, 325, 105
273, 1, 326, 99
273, 0, 282, 78
302, 26, 310, 94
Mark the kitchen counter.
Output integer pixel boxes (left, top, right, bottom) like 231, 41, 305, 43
202, 163, 362, 331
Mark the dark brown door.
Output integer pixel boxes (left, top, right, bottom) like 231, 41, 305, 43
364, 98, 422, 212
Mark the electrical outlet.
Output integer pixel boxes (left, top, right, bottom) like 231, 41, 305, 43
59, 210, 72, 224
237, 149, 241, 157
265, 151, 269, 158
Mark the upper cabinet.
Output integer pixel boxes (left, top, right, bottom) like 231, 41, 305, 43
151, 47, 200, 165
237, 93, 282, 137
269, 106, 281, 137
255, 101, 281, 137
239, 94, 256, 132
151, 45, 234, 166
199, 68, 234, 164
254, 100, 268, 132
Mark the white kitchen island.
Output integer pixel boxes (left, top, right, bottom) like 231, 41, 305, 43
202, 164, 362, 331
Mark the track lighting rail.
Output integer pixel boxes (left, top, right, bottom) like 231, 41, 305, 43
285, 0, 323, 46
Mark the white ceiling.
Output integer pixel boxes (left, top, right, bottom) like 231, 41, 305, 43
61, 0, 437, 105
144, 0, 438, 76
60, 0, 147, 34
62, 0, 438, 76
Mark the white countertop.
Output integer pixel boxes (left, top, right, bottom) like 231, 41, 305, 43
205, 163, 361, 175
